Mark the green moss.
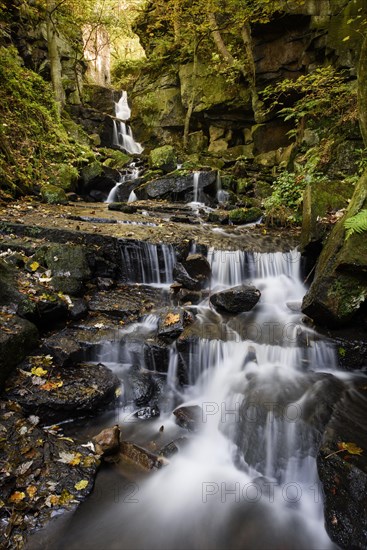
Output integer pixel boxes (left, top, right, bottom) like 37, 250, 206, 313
49, 164, 79, 191
40, 184, 68, 205
236, 178, 252, 194
229, 207, 262, 224
99, 148, 130, 169
149, 145, 177, 173
0, 45, 94, 196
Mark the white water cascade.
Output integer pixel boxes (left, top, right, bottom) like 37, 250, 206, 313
112, 91, 143, 155
105, 162, 141, 203
41, 246, 349, 550
120, 241, 176, 285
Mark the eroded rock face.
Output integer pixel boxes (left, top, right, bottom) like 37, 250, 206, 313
135, 171, 217, 202
0, 315, 38, 388
210, 285, 261, 314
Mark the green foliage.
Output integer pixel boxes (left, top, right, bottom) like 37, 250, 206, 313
0, 46, 93, 196
264, 171, 306, 225
344, 209, 367, 239
261, 66, 357, 137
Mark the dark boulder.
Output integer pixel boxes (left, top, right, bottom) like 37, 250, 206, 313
134, 405, 160, 420
5, 362, 119, 422
210, 285, 261, 314
318, 384, 367, 549
183, 253, 211, 287
108, 202, 138, 214
143, 341, 170, 373
135, 170, 217, 202
127, 366, 162, 407
157, 307, 193, 342
173, 262, 201, 291
44, 244, 91, 296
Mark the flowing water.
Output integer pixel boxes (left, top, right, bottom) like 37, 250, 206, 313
32, 246, 349, 550
112, 92, 144, 155
106, 162, 141, 203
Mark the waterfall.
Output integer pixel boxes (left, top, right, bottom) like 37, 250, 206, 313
120, 241, 176, 285
49, 244, 342, 550
127, 190, 137, 203
112, 91, 143, 155
216, 172, 229, 204
105, 161, 141, 203
193, 171, 200, 203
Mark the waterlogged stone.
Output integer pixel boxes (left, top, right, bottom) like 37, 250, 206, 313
120, 441, 162, 471
93, 425, 120, 456
173, 405, 203, 432
210, 285, 261, 314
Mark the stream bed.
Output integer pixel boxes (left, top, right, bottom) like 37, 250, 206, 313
26, 244, 364, 550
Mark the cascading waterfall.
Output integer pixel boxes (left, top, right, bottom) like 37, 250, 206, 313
120, 241, 176, 285
50, 246, 345, 550
193, 171, 200, 203
106, 162, 141, 203
112, 91, 143, 155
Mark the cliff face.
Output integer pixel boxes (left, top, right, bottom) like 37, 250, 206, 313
130, 0, 366, 155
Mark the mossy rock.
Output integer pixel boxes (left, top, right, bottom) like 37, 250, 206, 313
236, 178, 253, 194
229, 207, 263, 225
140, 169, 164, 184
254, 180, 272, 199
62, 119, 91, 147
40, 184, 68, 205
49, 164, 79, 192
99, 148, 130, 169
149, 145, 177, 173
220, 175, 236, 191
108, 202, 138, 214
80, 160, 104, 185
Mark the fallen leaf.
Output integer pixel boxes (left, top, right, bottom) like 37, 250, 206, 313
74, 479, 89, 491
45, 494, 59, 507
9, 491, 26, 503
29, 261, 40, 272
16, 461, 33, 476
164, 313, 180, 326
40, 380, 63, 391
338, 442, 363, 455
57, 451, 82, 466
31, 366, 48, 377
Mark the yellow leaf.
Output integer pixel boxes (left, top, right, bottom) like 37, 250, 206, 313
115, 387, 122, 397
31, 366, 48, 377
74, 479, 89, 491
69, 453, 82, 466
164, 313, 180, 326
9, 491, 26, 503
338, 441, 363, 455
26, 486, 37, 499
58, 489, 74, 506
29, 261, 40, 272
342, 36, 350, 42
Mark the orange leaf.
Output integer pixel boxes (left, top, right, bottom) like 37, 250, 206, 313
9, 491, 26, 503
337, 442, 363, 455
164, 313, 180, 326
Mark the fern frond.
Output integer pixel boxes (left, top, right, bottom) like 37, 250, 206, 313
344, 209, 367, 239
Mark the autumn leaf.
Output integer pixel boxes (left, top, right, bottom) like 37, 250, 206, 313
9, 491, 26, 503
40, 380, 63, 391
57, 451, 82, 466
29, 261, 40, 272
31, 366, 48, 377
74, 479, 89, 491
338, 442, 363, 455
164, 313, 180, 326
45, 494, 60, 507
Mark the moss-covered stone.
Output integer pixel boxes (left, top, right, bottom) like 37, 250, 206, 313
229, 207, 263, 224
99, 148, 130, 169
302, 171, 367, 326
236, 178, 253, 194
44, 244, 91, 296
80, 160, 104, 185
149, 145, 177, 173
49, 164, 79, 192
40, 184, 68, 205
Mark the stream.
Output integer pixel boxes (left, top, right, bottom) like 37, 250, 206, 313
28, 243, 354, 550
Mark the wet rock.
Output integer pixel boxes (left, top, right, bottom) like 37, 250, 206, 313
318, 384, 367, 549
286, 300, 302, 312
159, 437, 188, 458
44, 244, 91, 296
149, 145, 177, 174
210, 285, 261, 314
183, 253, 211, 287
134, 405, 160, 420
177, 288, 203, 305
127, 367, 162, 408
173, 405, 203, 432
143, 341, 170, 373
157, 307, 192, 342
242, 345, 258, 367
208, 210, 229, 224
96, 277, 115, 290
108, 202, 138, 214
19, 295, 69, 328
0, 315, 38, 388
170, 215, 200, 224
69, 297, 89, 321
173, 262, 201, 291
135, 170, 217, 202
40, 184, 68, 205
93, 425, 120, 456
228, 207, 262, 225
120, 441, 162, 470
0, 400, 99, 549
5, 362, 119, 422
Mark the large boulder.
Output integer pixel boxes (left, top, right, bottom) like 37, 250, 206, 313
149, 145, 177, 173
302, 172, 367, 327
173, 262, 201, 291
135, 170, 217, 202
40, 184, 68, 205
183, 254, 211, 287
210, 285, 261, 314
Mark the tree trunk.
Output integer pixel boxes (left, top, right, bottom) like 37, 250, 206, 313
241, 23, 262, 120
46, 0, 65, 111
207, 12, 236, 66
183, 41, 198, 151
358, 33, 367, 147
